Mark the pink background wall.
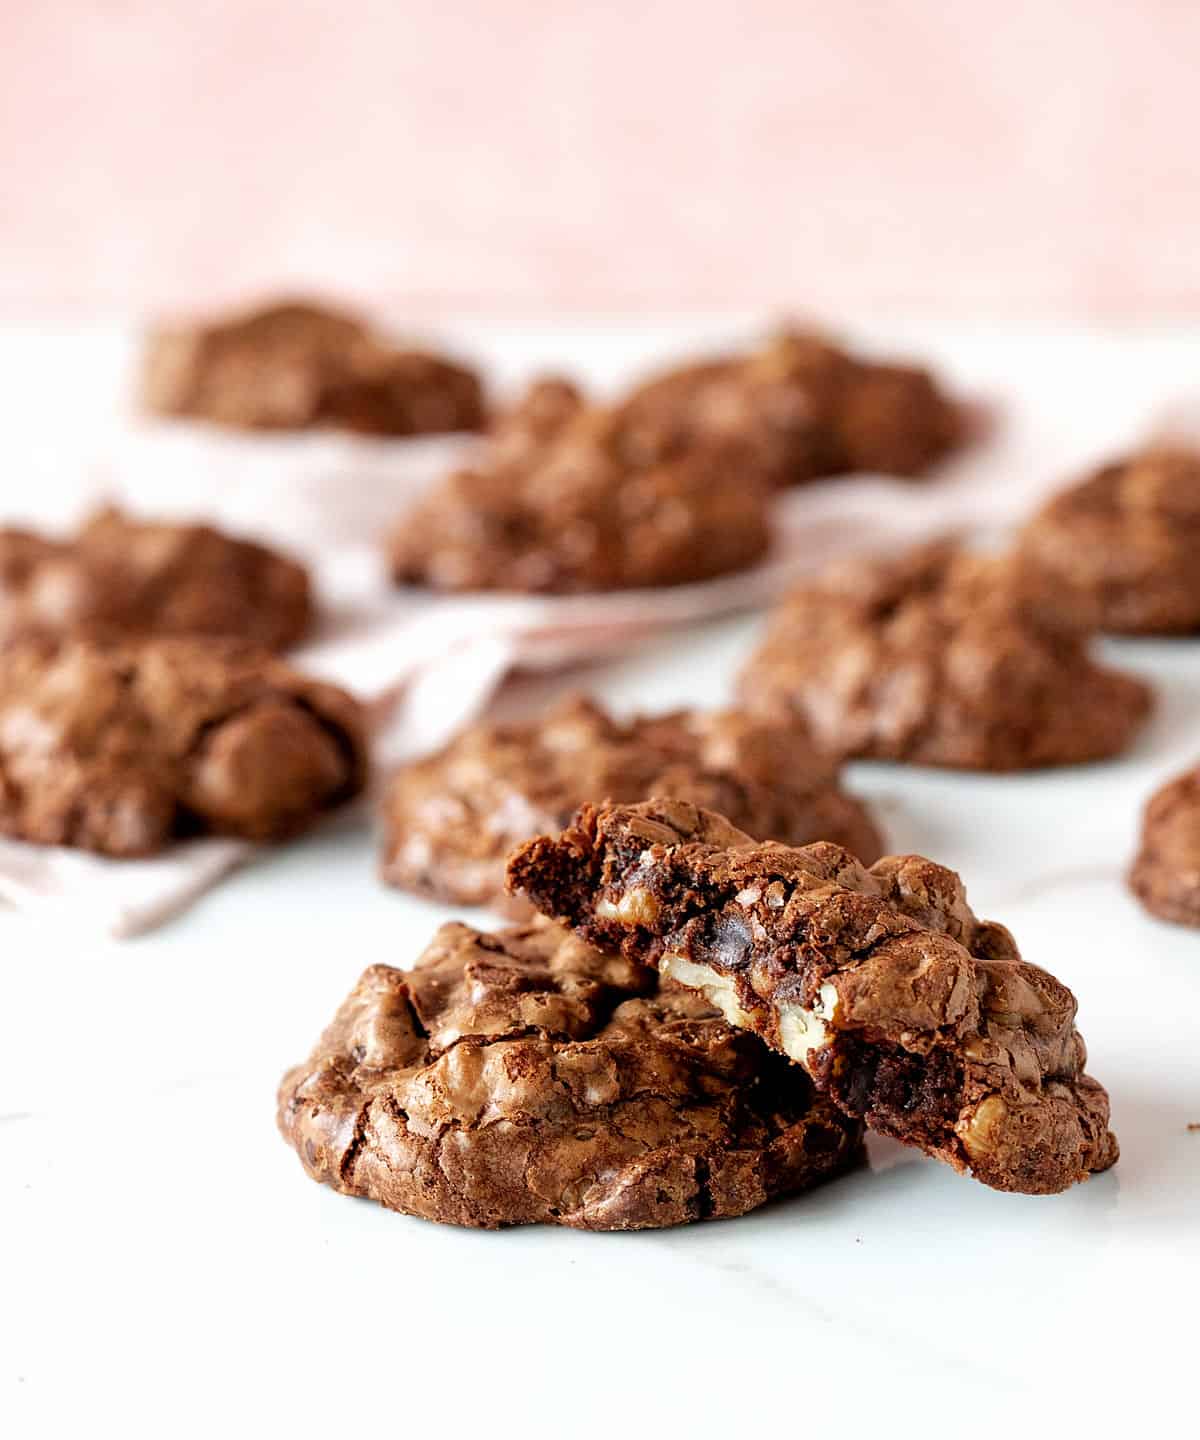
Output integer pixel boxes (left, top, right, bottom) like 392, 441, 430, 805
5, 2, 1200, 322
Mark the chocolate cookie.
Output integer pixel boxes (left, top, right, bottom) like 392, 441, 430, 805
0, 638, 366, 855
389, 390, 770, 593
619, 329, 967, 487
382, 694, 884, 909
141, 298, 484, 435
738, 541, 1151, 769
0, 508, 312, 652
485, 375, 585, 469
1017, 449, 1200, 634
508, 800, 1118, 1195
1129, 765, 1200, 925
277, 917, 864, 1229
0, 528, 81, 645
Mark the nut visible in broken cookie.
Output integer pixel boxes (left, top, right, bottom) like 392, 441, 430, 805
507, 798, 1118, 1195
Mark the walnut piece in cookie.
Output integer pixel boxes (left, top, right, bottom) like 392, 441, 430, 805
618, 328, 969, 487
140, 297, 484, 436
507, 799, 1118, 1195
1129, 765, 1200, 926
277, 917, 864, 1230
738, 540, 1151, 769
0, 638, 366, 855
381, 693, 883, 911
1017, 448, 1200, 635
389, 385, 771, 593
0, 508, 312, 652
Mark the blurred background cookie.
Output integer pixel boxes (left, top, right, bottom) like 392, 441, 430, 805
1018, 448, 1200, 634
141, 297, 485, 435
0, 507, 312, 651
1130, 764, 1200, 925
738, 540, 1152, 769
389, 388, 772, 592
0, 638, 366, 855
620, 328, 970, 487
381, 693, 883, 910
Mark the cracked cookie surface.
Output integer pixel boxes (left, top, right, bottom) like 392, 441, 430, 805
738, 540, 1151, 769
140, 298, 484, 435
0, 637, 366, 855
277, 918, 864, 1229
508, 799, 1118, 1195
382, 694, 883, 910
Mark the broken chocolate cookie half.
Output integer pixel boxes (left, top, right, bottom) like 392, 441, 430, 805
507, 798, 1117, 1195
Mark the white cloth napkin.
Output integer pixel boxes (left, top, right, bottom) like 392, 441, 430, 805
101, 419, 477, 559
0, 417, 1054, 937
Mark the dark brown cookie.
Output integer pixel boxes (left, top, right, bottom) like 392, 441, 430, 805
1129, 765, 1200, 925
1017, 449, 1200, 634
0, 508, 312, 652
381, 694, 884, 910
277, 917, 864, 1230
140, 298, 484, 435
507, 799, 1118, 1196
389, 388, 771, 593
0, 638, 366, 855
619, 329, 967, 487
738, 541, 1151, 770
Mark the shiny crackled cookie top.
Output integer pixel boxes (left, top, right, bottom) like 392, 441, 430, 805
277, 917, 863, 1230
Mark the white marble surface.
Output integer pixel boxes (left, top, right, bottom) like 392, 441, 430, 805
3, 325, 1200, 1437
